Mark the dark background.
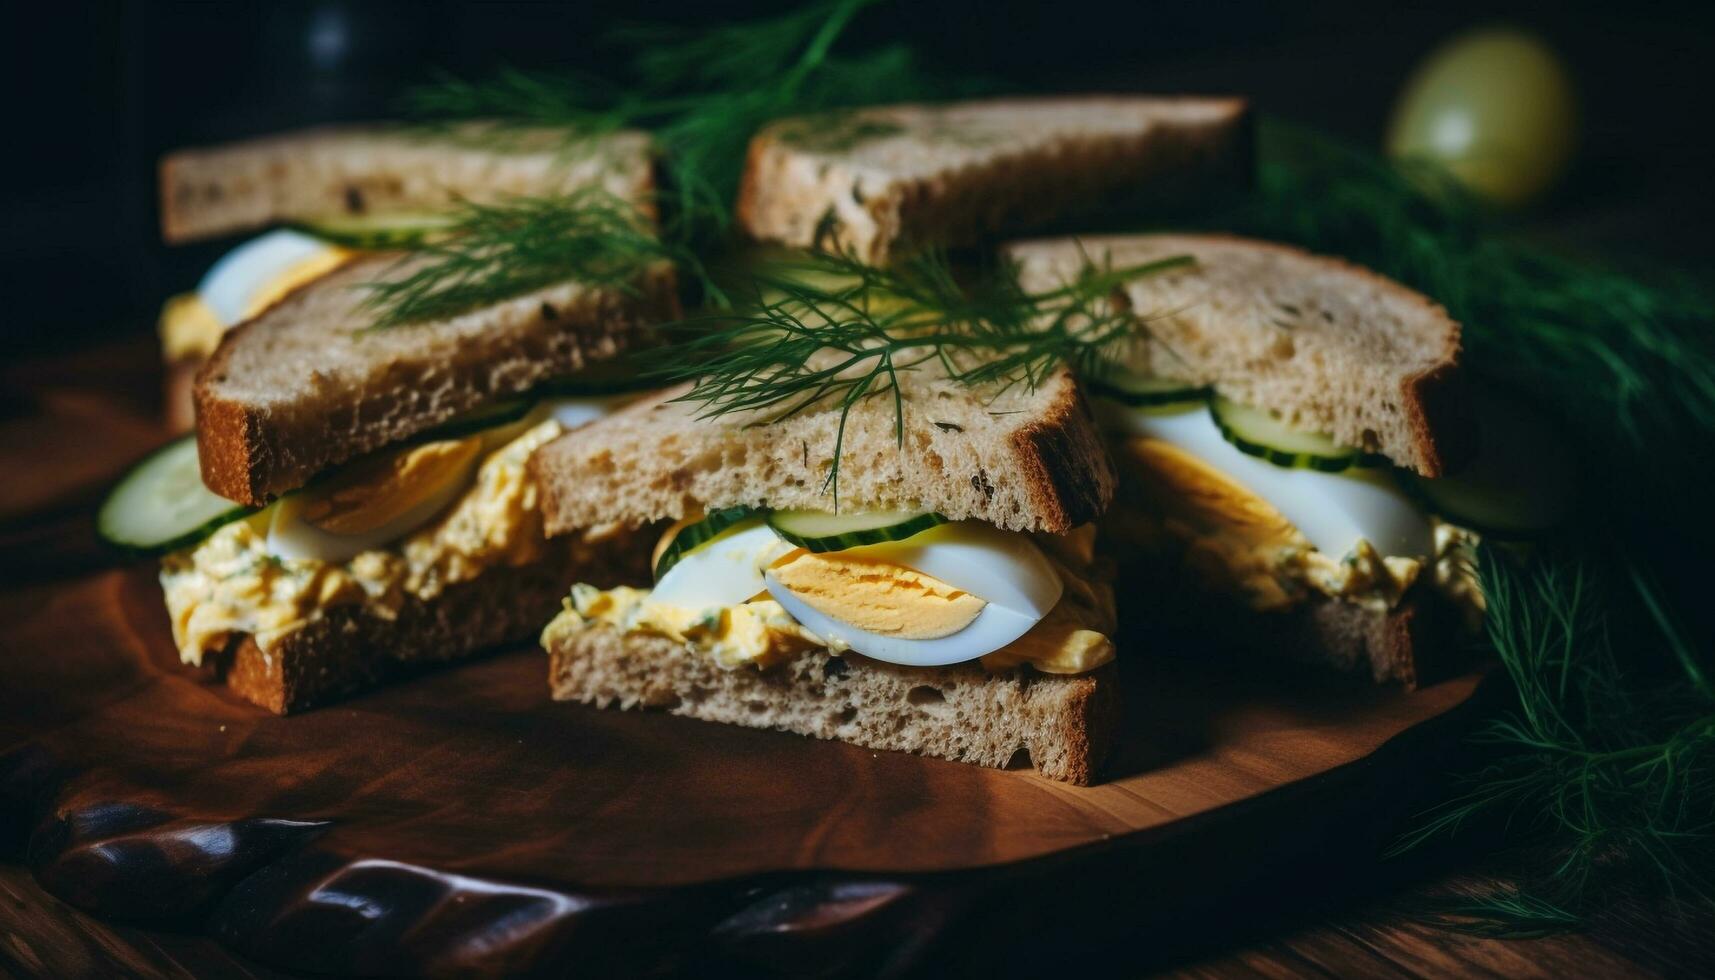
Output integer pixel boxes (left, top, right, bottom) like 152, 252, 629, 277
7, 0, 1712, 355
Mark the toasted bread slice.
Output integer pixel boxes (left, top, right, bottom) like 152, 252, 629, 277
212, 535, 649, 714
546, 627, 1118, 784
193, 254, 677, 506
1006, 234, 1470, 476
529, 367, 1114, 536
736, 96, 1251, 264
161, 125, 654, 244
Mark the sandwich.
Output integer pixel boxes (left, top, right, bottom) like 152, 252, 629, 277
529, 368, 1123, 784
101, 140, 675, 712
513, 94, 1255, 783
1006, 234, 1486, 686
737, 95, 1252, 264
156, 124, 653, 428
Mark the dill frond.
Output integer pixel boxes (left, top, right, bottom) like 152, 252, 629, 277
402, 0, 965, 243
637, 248, 1191, 504
360, 189, 675, 328
1388, 547, 1715, 932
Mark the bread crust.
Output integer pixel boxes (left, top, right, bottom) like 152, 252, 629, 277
546, 626, 1119, 784
212, 538, 650, 714
1402, 360, 1476, 479
1009, 380, 1117, 532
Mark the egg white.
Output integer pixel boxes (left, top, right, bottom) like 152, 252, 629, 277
265, 447, 481, 564
762, 520, 1063, 667
763, 580, 1043, 667
831, 521, 1064, 619
198, 230, 342, 326
650, 521, 796, 609
1108, 404, 1433, 559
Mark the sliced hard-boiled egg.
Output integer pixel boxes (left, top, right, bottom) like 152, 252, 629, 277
199, 229, 349, 326
762, 521, 1064, 668
649, 520, 797, 609
267, 437, 483, 563
163, 230, 351, 362
1111, 406, 1433, 560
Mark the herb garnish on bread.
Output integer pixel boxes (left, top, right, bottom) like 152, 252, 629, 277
533, 370, 1121, 783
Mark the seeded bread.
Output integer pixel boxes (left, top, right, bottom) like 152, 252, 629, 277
1006, 234, 1471, 476
161, 125, 655, 244
530, 367, 1114, 536
218, 533, 650, 714
546, 627, 1117, 784
193, 254, 677, 506
736, 96, 1251, 265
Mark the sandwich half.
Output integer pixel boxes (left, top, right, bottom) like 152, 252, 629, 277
530, 368, 1122, 784
156, 125, 654, 429
1007, 234, 1484, 687
103, 237, 676, 712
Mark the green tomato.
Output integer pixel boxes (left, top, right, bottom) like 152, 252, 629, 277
1387, 28, 1577, 208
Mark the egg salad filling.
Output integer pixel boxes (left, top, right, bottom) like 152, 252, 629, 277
162, 411, 586, 666
1095, 396, 1483, 623
542, 516, 1117, 675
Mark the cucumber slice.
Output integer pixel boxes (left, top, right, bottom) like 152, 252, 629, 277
294, 212, 458, 249
1088, 367, 1209, 409
98, 436, 253, 554
1410, 392, 1576, 537
653, 506, 762, 580
1210, 396, 1366, 472
767, 509, 946, 553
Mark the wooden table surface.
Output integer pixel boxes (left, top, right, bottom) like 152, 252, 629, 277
6, 854, 1711, 978
4, 341, 1712, 979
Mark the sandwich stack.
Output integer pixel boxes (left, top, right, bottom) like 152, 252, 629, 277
100, 91, 1501, 787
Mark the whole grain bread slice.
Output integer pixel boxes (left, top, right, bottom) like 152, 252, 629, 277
213, 532, 650, 714
736, 96, 1251, 265
1006, 234, 1471, 476
529, 367, 1114, 536
161, 125, 654, 243
547, 626, 1118, 784
194, 254, 678, 506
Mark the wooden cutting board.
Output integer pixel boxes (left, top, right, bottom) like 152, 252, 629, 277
0, 345, 1491, 977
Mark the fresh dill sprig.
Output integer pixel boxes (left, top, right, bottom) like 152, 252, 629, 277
373, 0, 965, 323
1386, 547, 1715, 932
639, 248, 1191, 503
402, 0, 967, 242
360, 189, 680, 328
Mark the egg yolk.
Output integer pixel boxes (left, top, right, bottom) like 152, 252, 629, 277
243, 248, 351, 319
158, 293, 226, 362
768, 549, 986, 639
1125, 437, 1300, 543
302, 437, 482, 535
